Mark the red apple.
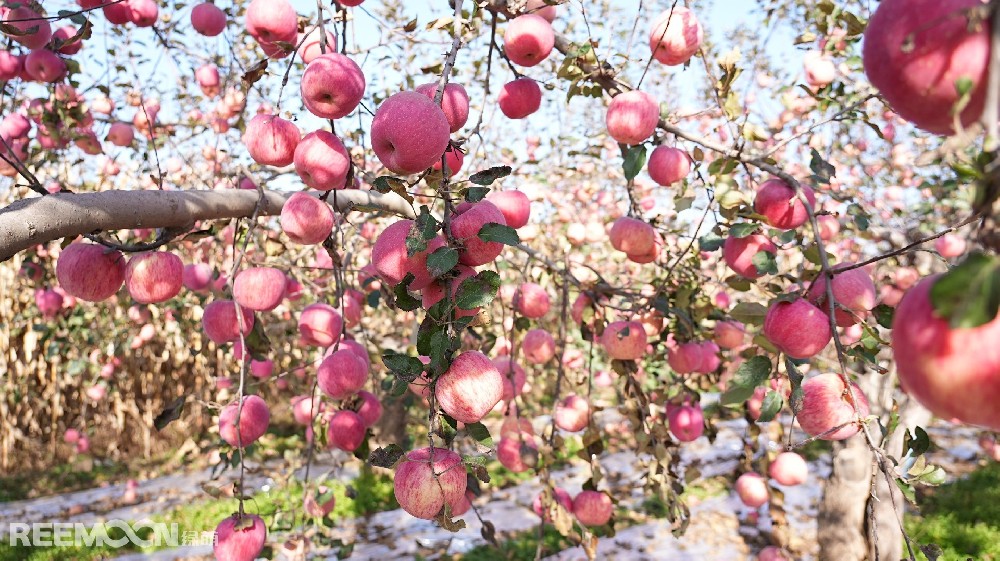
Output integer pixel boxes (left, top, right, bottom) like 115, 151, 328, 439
798, 373, 870, 440
735, 472, 769, 508
610, 216, 655, 255
125, 251, 183, 304
393, 446, 467, 520
219, 395, 270, 447
421, 265, 484, 317
494, 356, 527, 401
600, 320, 647, 360
533, 487, 573, 521
435, 350, 503, 423
513, 282, 550, 318
763, 298, 832, 359
246, 0, 297, 46
281, 192, 334, 244
371, 219, 445, 288
498, 78, 542, 119
294, 130, 350, 190
203, 300, 255, 343
503, 14, 554, 67
24, 49, 67, 83
714, 320, 746, 349
753, 178, 816, 231
303, 485, 336, 517
451, 200, 507, 266
51, 26, 84, 55
297, 27, 337, 63
298, 303, 343, 347
891, 275, 1000, 429
232, 267, 286, 312
525, 0, 557, 21
807, 264, 877, 326
497, 435, 537, 472
183, 263, 214, 292
554, 394, 590, 432
647, 146, 691, 186
214, 514, 266, 561
371, 91, 450, 175
191, 3, 227, 36
863, 0, 990, 134
355, 390, 383, 426
606, 90, 659, 145
668, 404, 704, 441
572, 491, 613, 527
758, 546, 792, 561
768, 451, 808, 486
486, 190, 531, 229
649, 7, 703, 66
667, 342, 704, 374
56, 242, 126, 302
4, 6, 52, 49
243, 114, 300, 167
415, 82, 470, 133
127, 0, 159, 27
522, 328, 556, 364
300, 53, 366, 119
317, 349, 367, 400
291, 395, 324, 425
723, 234, 777, 279
935, 234, 967, 258
327, 410, 366, 451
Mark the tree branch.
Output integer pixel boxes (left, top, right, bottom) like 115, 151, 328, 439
0, 188, 415, 261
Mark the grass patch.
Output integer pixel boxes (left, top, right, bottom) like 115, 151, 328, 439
906, 462, 1000, 561
450, 525, 573, 561
0, 459, 132, 503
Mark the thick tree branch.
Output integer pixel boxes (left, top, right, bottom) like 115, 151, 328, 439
0, 188, 415, 261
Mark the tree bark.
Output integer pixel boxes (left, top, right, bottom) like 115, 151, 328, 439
0, 188, 415, 261
818, 429, 872, 561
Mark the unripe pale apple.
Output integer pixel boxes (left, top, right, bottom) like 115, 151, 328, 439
435, 350, 503, 423
56, 242, 126, 302
183, 263, 214, 292
504, 14, 554, 67
355, 390, 383, 426
232, 267, 286, 312
298, 303, 343, 347
124, 251, 183, 304
494, 357, 527, 401
214, 514, 266, 561
300, 53, 366, 119
498, 78, 542, 119
601, 320, 647, 360
769, 451, 808, 486
243, 114, 300, 167
291, 395, 324, 425
327, 410, 366, 451
522, 328, 556, 364
415, 82, 470, 133
647, 146, 691, 186
371, 91, 450, 175
714, 320, 746, 349
497, 435, 537, 472
572, 491, 613, 527
281, 192, 334, 244
202, 300, 255, 343
863, 0, 990, 134
513, 282, 550, 318
219, 395, 270, 447
763, 298, 832, 359
610, 216, 655, 255
753, 178, 816, 230
486, 190, 531, 228
668, 404, 704, 441
803, 51, 836, 87
246, 0, 298, 45
5, 6, 52, 49
807, 265, 877, 326
798, 373, 870, 440
317, 349, 367, 400
891, 275, 1000, 429
735, 472, 769, 508
554, 394, 590, 432
191, 3, 226, 36
293, 130, 350, 190
451, 200, 507, 266
723, 234, 777, 279
649, 7, 703, 66
667, 342, 704, 374
606, 90, 659, 146
393, 446, 467, 520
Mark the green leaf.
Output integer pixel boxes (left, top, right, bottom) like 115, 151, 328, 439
477, 223, 520, 246
698, 232, 725, 252
903, 426, 932, 458
381, 352, 424, 382
393, 281, 421, 311
729, 223, 760, 239
469, 165, 512, 186
895, 478, 917, 505
809, 148, 835, 184
372, 175, 413, 204
756, 391, 783, 423
873, 303, 895, 329
720, 355, 772, 404
465, 422, 494, 448
464, 186, 490, 202
406, 206, 439, 256
751, 250, 778, 276
930, 252, 1000, 328
368, 444, 405, 468
426, 247, 459, 278
729, 302, 768, 325
245, 318, 271, 361
786, 356, 805, 414
917, 465, 947, 486
154, 396, 186, 431
623, 145, 647, 182
455, 271, 502, 310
